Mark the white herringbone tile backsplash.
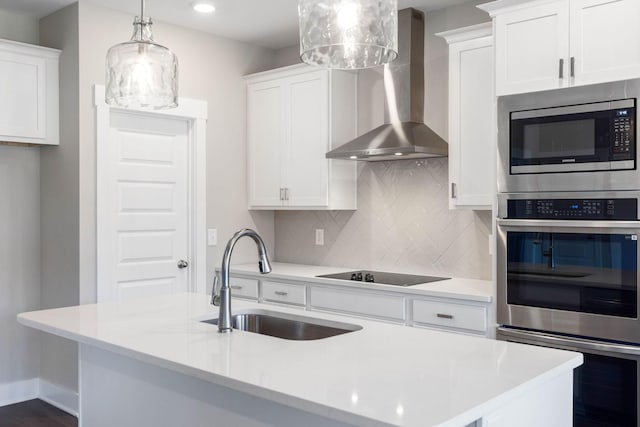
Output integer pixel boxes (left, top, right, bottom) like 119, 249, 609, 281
274, 158, 492, 280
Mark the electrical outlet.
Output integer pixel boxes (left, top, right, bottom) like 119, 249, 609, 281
208, 228, 218, 246
315, 229, 324, 246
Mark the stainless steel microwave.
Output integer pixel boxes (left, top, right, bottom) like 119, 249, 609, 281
498, 79, 640, 193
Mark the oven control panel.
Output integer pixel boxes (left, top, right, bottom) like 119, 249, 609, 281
507, 198, 637, 220
613, 109, 634, 158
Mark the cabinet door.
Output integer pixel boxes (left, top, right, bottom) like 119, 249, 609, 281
449, 35, 494, 210
570, 0, 640, 87
285, 71, 329, 207
0, 50, 47, 140
247, 80, 285, 207
494, 0, 570, 95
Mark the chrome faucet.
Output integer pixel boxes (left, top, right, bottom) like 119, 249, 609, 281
211, 228, 271, 333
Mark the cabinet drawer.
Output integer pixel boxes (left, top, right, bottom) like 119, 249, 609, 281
412, 300, 486, 333
262, 281, 306, 306
229, 277, 259, 300
309, 287, 405, 321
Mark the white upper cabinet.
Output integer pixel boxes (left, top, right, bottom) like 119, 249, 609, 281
570, 0, 640, 87
0, 39, 60, 145
438, 23, 495, 211
479, 0, 640, 96
245, 64, 357, 210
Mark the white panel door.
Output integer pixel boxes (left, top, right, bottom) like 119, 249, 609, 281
286, 71, 329, 207
103, 111, 189, 301
494, 0, 570, 95
247, 80, 285, 207
570, 0, 640, 86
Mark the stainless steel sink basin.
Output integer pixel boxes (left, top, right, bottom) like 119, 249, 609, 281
202, 310, 362, 340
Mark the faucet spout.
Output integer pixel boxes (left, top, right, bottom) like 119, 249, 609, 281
213, 228, 271, 333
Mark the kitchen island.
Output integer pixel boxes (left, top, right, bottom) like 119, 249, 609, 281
18, 293, 581, 427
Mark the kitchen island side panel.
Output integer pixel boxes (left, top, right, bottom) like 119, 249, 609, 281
79, 344, 358, 427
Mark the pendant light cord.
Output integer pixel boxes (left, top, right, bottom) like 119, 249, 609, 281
140, 0, 146, 21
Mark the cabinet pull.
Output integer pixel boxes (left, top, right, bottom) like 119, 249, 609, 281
437, 313, 454, 320
559, 58, 564, 79
230, 285, 243, 290
570, 57, 575, 78
274, 291, 288, 296
284, 188, 290, 201
451, 183, 457, 199
279, 187, 284, 201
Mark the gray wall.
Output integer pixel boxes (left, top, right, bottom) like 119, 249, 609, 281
273, 1, 493, 280
39, 3, 81, 394
34, 0, 278, 395
0, 10, 42, 404
78, 1, 277, 304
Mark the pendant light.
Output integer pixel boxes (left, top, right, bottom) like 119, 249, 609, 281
298, 0, 398, 70
105, 0, 178, 109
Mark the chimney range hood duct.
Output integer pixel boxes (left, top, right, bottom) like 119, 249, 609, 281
326, 8, 448, 161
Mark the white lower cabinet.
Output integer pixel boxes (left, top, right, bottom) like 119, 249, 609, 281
261, 280, 306, 306
228, 277, 259, 300
228, 273, 490, 337
309, 286, 406, 323
412, 299, 487, 334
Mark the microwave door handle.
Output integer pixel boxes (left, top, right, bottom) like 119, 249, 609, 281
497, 218, 640, 229
498, 327, 640, 356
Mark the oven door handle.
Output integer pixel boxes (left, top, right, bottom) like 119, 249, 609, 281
497, 218, 640, 229
498, 327, 640, 356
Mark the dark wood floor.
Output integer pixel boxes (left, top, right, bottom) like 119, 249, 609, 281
0, 399, 77, 427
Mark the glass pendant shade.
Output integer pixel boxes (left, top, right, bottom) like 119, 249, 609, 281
106, 15, 178, 109
298, 0, 398, 69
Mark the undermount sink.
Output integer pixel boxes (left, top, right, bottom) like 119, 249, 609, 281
202, 309, 362, 340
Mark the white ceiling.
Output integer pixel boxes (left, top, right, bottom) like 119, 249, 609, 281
1, 0, 472, 50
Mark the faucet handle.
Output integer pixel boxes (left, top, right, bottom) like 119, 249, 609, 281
211, 275, 221, 306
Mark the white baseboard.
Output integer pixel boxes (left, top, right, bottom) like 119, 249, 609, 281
0, 378, 39, 407
38, 379, 78, 417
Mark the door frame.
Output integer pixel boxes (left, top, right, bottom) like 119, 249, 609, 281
94, 84, 208, 300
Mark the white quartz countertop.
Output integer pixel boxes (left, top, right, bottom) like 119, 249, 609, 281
18, 293, 581, 427
225, 262, 493, 303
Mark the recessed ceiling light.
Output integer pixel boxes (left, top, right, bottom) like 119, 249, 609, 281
193, 2, 216, 13
394, 152, 403, 156
349, 155, 358, 159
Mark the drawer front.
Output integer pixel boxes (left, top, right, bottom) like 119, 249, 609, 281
229, 277, 259, 300
262, 281, 306, 306
309, 287, 405, 321
412, 299, 487, 333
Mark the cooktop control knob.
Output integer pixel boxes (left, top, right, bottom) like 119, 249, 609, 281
350, 273, 358, 281
365, 273, 374, 282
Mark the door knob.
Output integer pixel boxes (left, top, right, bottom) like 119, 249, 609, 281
177, 260, 189, 269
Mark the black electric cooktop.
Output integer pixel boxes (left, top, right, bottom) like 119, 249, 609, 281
316, 270, 450, 287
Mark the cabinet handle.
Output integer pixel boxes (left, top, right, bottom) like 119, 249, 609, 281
437, 313, 454, 320
285, 188, 290, 201
279, 187, 284, 201
451, 183, 457, 199
274, 291, 288, 296
570, 57, 575, 78
230, 285, 243, 290
559, 58, 564, 79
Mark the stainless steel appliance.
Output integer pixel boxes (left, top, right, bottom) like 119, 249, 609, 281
498, 79, 640, 193
497, 191, 640, 426
325, 9, 448, 161
497, 327, 640, 426
316, 270, 449, 286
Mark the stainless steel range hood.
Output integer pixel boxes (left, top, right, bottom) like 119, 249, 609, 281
326, 8, 448, 161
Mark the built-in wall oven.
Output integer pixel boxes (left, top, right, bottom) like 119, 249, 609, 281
497, 191, 640, 426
